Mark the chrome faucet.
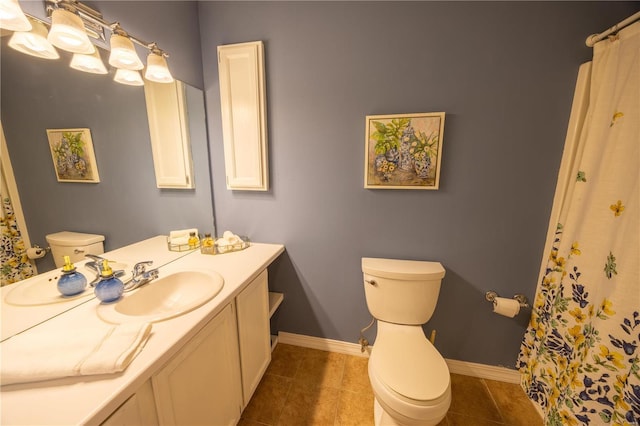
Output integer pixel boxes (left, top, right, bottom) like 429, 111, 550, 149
84, 254, 107, 274
124, 261, 159, 291
85, 254, 106, 263
84, 254, 125, 287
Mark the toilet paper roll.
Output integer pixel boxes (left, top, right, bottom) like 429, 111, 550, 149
493, 297, 520, 318
26, 247, 46, 260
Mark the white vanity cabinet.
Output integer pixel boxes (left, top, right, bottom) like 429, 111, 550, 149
147, 269, 273, 424
101, 381, 158, 426
236, 269, 271, 406
218, 41, 269, 191
0, 242, 286, 426
152, 303, 243, 425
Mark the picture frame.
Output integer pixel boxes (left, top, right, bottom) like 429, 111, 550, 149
46, 128, 100, 183
364, 112, 445, 190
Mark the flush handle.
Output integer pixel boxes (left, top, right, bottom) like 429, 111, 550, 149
365, 279, 376, 286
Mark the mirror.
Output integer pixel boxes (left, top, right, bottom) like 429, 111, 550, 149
0, 36, 214, 275
0, 33, 214, 340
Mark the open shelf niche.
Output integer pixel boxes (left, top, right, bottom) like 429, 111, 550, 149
268, 292, 284, 350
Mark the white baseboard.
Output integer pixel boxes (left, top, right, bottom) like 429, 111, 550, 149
277, 331, 521, 384
278, 331, 371, 357
444, 358, 520, 384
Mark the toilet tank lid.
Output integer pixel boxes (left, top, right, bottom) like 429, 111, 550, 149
362, 257, 445, 280
45, 231, 105, 246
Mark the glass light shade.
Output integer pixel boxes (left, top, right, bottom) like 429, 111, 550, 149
108, 34, 143, 70
114, 68, 144, 86
47, 8, 94, 54
70, 49, 107, 74
0, 0, 31, 31
144, 52, 174, 83
8, 19, 59, 59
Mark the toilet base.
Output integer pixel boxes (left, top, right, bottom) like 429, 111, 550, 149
373, 397, 446, 426
375, 398, 398, 426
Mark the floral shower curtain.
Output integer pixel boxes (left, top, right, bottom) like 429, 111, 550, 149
518, 21, 639, 426
0, 172, 35, 287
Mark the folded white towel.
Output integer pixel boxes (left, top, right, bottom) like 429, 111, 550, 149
0, 322, 152, 386
169, 228, 198, 241
217, 231, 245, 253
170, 236, 189, 245
169, 228, 198, 246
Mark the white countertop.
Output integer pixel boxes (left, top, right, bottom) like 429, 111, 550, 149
1, 236, 194, 340
0, 238, 284, 425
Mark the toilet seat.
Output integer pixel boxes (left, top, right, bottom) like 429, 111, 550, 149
368, 321, 451, 423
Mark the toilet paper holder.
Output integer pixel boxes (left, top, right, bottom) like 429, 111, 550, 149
485, 291, 530, 308
26, 245, 50, 260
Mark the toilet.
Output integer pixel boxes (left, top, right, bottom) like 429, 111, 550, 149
46, 231, 106, 268
362, 257, 451, 426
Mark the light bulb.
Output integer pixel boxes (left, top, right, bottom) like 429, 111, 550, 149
0, 0, 31, 31
47, 8, 94, 54
109, 33, 143, 70
8, 19, 59, 59
144, 52, 173, 83
71, 49, 107, 74
114, 68, 144, 86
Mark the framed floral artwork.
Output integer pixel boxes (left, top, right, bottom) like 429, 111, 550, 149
46, 128, 100, 183
364, 112, 445, 190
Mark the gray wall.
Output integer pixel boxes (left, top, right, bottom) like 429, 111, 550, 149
199, 1, 639, 367
1, 1, 212, 272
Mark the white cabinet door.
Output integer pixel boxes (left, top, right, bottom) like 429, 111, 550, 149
236, 269, 271, 406
152, 303, 243, 425
101, 380, 158, 426
144, 80, 195, 188
218, 41, 268, 191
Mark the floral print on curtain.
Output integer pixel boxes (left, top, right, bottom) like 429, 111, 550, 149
518, 23, 640, 426
1, 195, 35, 286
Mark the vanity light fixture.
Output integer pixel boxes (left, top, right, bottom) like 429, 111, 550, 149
5, 0, 175, 85
47, 7, 94, 54
144, 46, 174, 83
114, 68, 144, 86
0, 0, 31, 31
8, 18, 59, 59
108, 27, 144, 70
70, 49, 107, 74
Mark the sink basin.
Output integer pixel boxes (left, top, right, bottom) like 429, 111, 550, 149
4, 262, 131, 306
96, 270, 224, 324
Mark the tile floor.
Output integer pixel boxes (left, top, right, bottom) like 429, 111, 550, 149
239, 343, 543, 426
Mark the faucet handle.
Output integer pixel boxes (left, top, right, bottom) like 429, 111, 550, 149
124, 262, 158, 292
133, 261, 154, 276
144, 268, 160, 281
85, 254, 106, 262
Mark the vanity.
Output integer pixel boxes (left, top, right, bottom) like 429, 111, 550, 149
0, 236, 284, 425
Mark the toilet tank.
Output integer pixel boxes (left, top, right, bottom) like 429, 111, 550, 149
362, 257, 445, 325
46, 231, 105, 268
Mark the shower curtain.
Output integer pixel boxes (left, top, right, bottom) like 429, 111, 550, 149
0, 185, 35, 286
0, 126, 35, 286
518, 21, 639, 426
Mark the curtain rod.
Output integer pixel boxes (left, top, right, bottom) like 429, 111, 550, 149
586, 10, 640, 47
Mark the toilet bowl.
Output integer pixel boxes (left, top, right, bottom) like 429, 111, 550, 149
368, 322, 451, 426
362, 257, 451, 426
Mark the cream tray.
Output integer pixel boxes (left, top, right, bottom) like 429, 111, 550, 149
213, 238, 250, 255
167, 236, 250, 254
167, 239, 199, 252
